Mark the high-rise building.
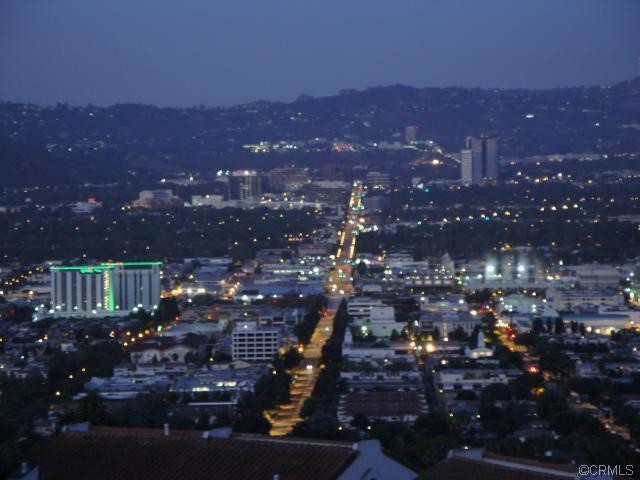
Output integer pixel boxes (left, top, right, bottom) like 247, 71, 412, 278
228, 170, 262, 200
404, 125, 417, 144
460, 149, 482, 185
50, 262, 162, 316
465, 135, 498, 181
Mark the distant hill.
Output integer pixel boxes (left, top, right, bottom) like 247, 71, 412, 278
0, 78, 639, 186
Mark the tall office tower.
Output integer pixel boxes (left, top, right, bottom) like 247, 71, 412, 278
228, 170, 262, 200
50, 262, 162, 316
465, 135, 499, 181
460, 149, 482, 185
404, 125, 417, 144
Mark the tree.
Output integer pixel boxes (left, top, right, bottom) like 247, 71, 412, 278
283, 347, 302, 369
532, 318, 544, 335
294, 296, 325, 345
470, 325, 481, 346
414, 413, 450, 437
554, 318, 564, 335
449, 326, 468, 342
78, 390, 112, 425
191, 294, 215, 306
356, 262, 368, 277
539, 348, 574, 377
551, 411, 604, 436
456, 390, 478, 401
511, 373, 544, 400
432, 327, 441, 341
155, 297, 180, 325
350, 414, 369, 430
494, 345, 524, 369
232, 409, 271, 434
480, 383, 512, 403
536, 388, 568, 420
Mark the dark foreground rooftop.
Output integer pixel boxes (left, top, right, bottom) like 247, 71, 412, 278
32, 426, 419, 480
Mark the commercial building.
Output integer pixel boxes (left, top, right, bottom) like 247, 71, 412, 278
132, 190, 182, 209
404, 125, 417, 143
365, 171, 391, 188
347, 298, 406, 337
267, 166, 310, 192
460, 149, 481, 185
302, 180, 349, 205
228, 170, 262, 200
464, 135, 498, 181
347, 297, 387, 322
558, 264, 621, 289
462, 248, 547, 290
231, 321, 280, 362
70, 198, 103, 214
546, 288, 624, 312
434, 369, 519, 393
190, 194, 224, 207
338, 391, 428, 425
419, 311, 481, 338
50, 262, 162, 317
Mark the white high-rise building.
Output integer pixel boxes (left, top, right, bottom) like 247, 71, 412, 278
460, 149, 482, 185
231, 321, 280, 362
50, 262, 162, 317
404, 125, 417, 143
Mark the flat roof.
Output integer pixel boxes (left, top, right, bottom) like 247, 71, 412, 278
51, 261, 163, 272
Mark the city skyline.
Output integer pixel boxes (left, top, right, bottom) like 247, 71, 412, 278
1, 2, 640, 478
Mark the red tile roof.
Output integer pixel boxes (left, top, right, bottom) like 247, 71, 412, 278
35, 427, 359, 480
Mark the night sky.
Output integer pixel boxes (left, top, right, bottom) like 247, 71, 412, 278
1, 0, 639, 106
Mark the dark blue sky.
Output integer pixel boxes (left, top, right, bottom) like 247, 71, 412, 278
1, 0, 639, 106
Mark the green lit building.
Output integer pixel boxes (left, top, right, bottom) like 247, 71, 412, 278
50, 262, 162, 316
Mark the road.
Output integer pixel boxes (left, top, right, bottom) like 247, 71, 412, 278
268, 182, 363, 436
326, 181, 364, 296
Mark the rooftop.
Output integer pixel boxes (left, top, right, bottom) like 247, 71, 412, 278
35, 427, 359, 480
425, 450, 580, 480
342, 391, 426, 418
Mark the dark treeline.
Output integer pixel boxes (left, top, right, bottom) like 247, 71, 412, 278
0, 207, 320, 263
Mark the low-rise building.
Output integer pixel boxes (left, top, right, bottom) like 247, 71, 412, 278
419, 311, 481, 338
338, 391, 428, 424
231, 321, 280, 362
546, 287, 624, 312
434, 369, 520, 393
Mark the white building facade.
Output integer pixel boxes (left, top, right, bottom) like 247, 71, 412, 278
231, 321, 280, 362
50, 262, 162, 317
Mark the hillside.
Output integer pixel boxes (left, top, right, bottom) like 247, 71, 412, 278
0, 78, 639, 186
